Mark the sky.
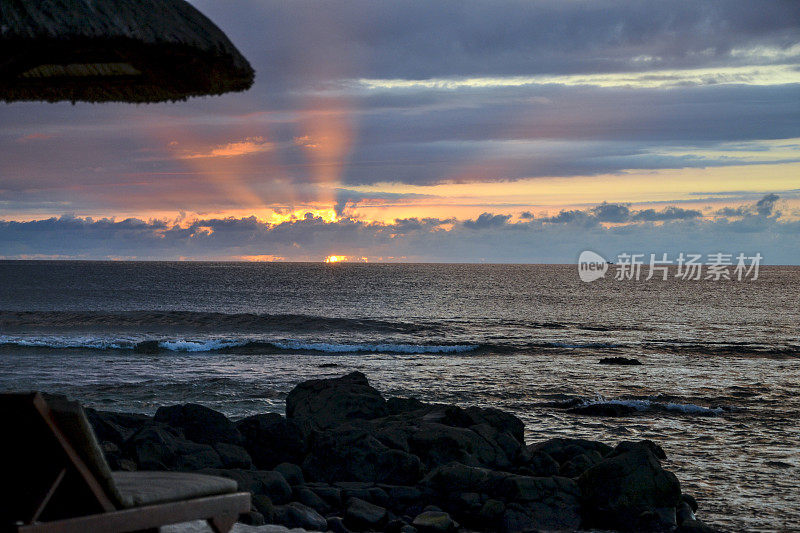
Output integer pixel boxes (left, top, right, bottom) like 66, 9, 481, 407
1, 0, 799, 262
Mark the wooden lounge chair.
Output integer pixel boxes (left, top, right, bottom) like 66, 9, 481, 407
0, 392, 251, 533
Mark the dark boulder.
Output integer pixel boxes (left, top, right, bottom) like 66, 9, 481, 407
294, 486, 330, 514
412, 510, 458, 532
251, 494, 274, 522
568, 402, 639, 416
303, 425, 424, 485
599, 356, 643, 365
421, 462, 508, 495
305, 482, 343, 508
199, 469, 292, 504
235, 412, 306, 469
578, 440, 682, 531
559, 450, 604, 478
345, 497, 389, 531
286, 371, 388, 431
133, 340, 161, 354
496, 475, 582, 531
528, 437, 613, 465
274, 502, 328, 531
86, 409, 150, 445
212, 442, 252, 469
153, 403, 242, 445
124, 424, 223, 471
327, 516, 353, 533
519, 450, 559, 477
274, 462, 304, 485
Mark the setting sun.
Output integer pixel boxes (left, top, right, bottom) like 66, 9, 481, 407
324, 255, 367, 263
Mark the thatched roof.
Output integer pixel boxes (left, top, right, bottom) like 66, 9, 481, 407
0, 0, 255, 103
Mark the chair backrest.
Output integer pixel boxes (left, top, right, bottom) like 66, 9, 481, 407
0, 392, 122, 526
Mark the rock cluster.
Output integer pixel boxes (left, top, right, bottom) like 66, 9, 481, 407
89, 371, 720, 532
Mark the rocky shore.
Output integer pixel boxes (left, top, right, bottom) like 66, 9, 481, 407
89, 372, 721, 532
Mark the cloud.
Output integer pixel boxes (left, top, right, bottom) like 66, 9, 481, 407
463, 213, 512, 229
0, 0, 798, 219
0, 195, 797, 262
716, 193, 781, 217
632, 206, 703, 221
591, 202, 632, 223
755, 193, 780, 216
178, 137, 272, 159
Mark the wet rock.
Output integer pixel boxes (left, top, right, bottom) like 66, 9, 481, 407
528, 437, 613, 465
412, 510, 458, 532
340, 485, 389, 507
377, 484, 424, 506
681, 493, 699, 512
345, 497, 388, 530
327, 516, 353, 533
133, 340, 161, 354
286, 371, 388, 431
235, 412, 306, 469
213, 442, 253, 469
251, 494, 274, 522
273, 501, 328, 531
478, 499, 504, 523
616, 439, 667, 460
274, 462, 304, 485
677, 500, 696, 525
294, 486, 330, 514
153, 403, 242, 445
124, 425, 223, 471
599, 356, 642, 365
386, 396, 428, 414
497, 475, 582, 531
199, 469, 292, 504
421, 462, 508, 494
385, 518, 411, 533
578, 440, 681, 531
568, 402, 639, 416
559, 450, 603, 478
305, 482, 343, 508
87, 409, 150, 445
520, 450, 559, 477
303, 425, 424, 484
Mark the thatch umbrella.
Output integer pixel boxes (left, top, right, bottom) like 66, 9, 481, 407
0, 0, 254, 103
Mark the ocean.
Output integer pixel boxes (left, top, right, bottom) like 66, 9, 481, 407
1, 261, 798, 531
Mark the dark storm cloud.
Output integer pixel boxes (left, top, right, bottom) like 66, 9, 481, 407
194, 0, 800, 86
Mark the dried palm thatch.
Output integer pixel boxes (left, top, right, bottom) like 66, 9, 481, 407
0, 0, 255, 103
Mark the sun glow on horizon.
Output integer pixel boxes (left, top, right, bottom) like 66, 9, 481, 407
324, 255, 368, 263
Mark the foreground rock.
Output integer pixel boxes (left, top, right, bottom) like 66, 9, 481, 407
599, 356, 643, 365
90, 371, 722, 532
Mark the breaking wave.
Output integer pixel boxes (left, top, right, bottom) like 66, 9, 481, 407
0, 334, 479, 355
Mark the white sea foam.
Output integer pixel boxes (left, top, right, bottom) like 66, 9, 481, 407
581, 396, 724, 415
158, 339, 245, 352
0, 335, 479, 355
0, 334, 132, 350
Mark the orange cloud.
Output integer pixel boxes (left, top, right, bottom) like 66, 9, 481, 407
178, 137, 273, 159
